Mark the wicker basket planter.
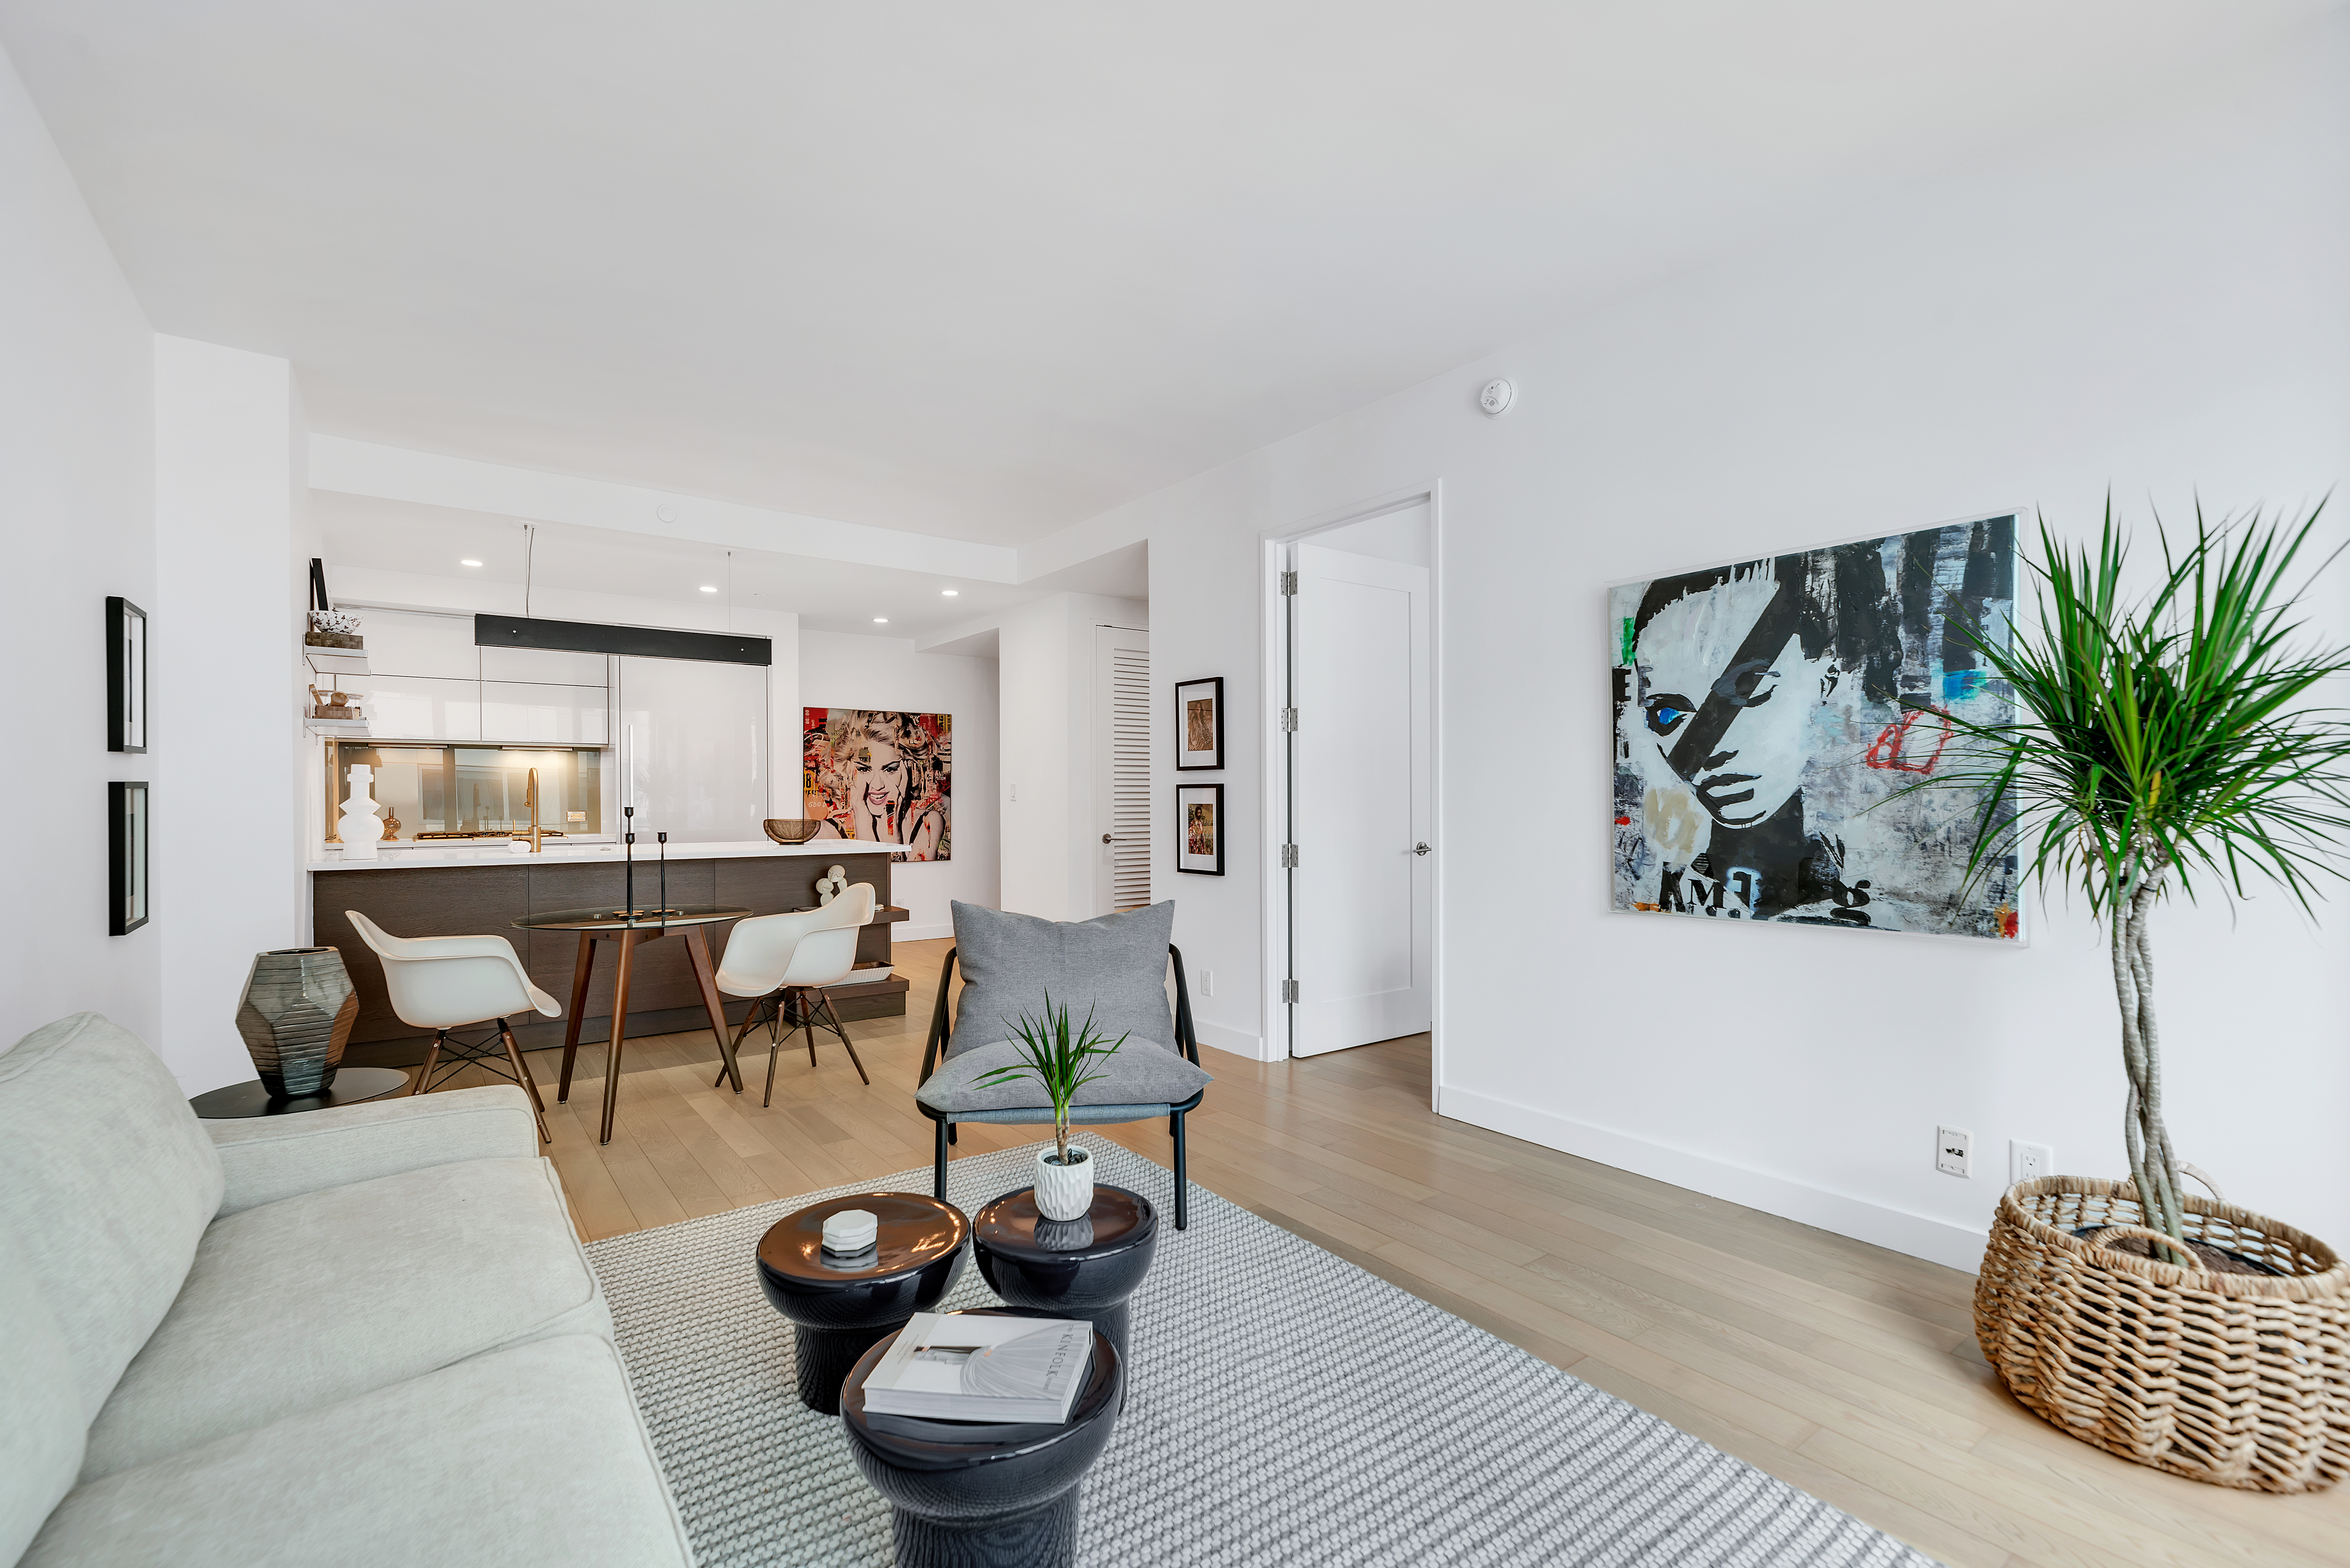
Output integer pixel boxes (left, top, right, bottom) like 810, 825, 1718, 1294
1976, 1176, 2349, 1492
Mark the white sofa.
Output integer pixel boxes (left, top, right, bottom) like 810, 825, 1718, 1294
0, 1013, 694, 1568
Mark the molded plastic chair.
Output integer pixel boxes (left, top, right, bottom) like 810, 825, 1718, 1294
345, 909, 557, 1142
709, 882, 876, 1104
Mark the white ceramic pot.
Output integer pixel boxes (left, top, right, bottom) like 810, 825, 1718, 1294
1034, 1144, 1095, 1221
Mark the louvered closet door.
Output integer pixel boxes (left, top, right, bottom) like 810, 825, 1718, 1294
1095, 626, 1152, 913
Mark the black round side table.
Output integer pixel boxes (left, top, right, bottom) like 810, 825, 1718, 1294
756, 1191, 968, 1414
843, 1310, 1124, 1568
972, 1185, 1157, 1361
189, 1067, 410, 1119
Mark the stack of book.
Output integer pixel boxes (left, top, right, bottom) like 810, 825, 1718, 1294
861, 1312, 1093, 1427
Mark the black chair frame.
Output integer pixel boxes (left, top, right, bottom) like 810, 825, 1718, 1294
917, 943, 1204, 1229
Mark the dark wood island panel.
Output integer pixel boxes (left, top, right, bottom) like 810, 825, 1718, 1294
316, 851, 908, 1067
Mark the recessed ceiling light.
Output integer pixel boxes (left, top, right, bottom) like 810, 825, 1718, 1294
874, 617, 889, 624
699, 585, 718, 593
941, 589, 959, 596
460, 559, 482, 567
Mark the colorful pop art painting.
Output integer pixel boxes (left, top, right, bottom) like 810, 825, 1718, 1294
803, 708, 951, 861
1611, 516, 2021, 939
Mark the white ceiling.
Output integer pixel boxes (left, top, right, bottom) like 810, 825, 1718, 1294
313, 491, 1145, 639
5, 3, 2338, 544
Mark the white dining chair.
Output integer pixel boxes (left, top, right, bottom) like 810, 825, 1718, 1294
709, 883, 876, 1104
345, 910, 557, 1142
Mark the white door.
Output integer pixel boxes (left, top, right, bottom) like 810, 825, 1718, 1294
1289, 540, 1431, 1055
1095, 626, 1152, 914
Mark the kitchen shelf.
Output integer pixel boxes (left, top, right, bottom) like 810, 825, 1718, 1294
305, 647, 372, 678
305, 718, 372, 737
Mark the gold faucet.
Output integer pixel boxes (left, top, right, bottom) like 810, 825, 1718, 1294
524, 767, 544, 854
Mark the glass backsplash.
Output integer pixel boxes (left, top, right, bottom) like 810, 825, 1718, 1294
326, 741, 609, 844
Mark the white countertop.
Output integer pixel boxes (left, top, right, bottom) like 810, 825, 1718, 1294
309, 838, 897, 871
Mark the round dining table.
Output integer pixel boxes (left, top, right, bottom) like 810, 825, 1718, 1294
512, 903, 753, 1144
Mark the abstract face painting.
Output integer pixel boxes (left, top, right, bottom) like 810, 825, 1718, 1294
1611, 516, 2021, 938
803, 708, 951, 860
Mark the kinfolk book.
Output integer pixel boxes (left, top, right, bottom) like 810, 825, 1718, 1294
861, 1312, 1093, 1423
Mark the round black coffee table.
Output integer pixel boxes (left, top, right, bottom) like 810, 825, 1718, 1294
842, 1310, 1123, 1568
972, 1185, 1157, 1361
756, 1191, 968, 1414
190, 1067, 410, 1119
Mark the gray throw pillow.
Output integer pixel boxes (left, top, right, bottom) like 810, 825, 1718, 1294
917, 1037, 1212, 1117
946, 900, 1177, 1059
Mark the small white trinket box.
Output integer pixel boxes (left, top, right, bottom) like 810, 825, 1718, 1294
822, 1209, 878, 1254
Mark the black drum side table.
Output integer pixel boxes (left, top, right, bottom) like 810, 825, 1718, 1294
190, 1067, 410, 1119
756, 1191, 968, 1414
842, 1310, 1123, 1568
972, 1185, 1157, 1361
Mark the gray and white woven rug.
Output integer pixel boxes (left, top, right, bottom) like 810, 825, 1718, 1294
586, 1141, 1938, 1568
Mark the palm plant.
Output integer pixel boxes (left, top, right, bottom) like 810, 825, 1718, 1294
1917, 498, 2350, 1264
975, 993, 1127, 1166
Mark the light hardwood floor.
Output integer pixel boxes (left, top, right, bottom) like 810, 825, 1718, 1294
417, 937, 2345, 1568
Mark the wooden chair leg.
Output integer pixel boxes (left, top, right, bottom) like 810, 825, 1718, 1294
1172, 1110, 1188, 1231
716, 998, 768, 1090
817, 992, 870, 1086
800, 988, 820, 1068
412, 1031, 443, 1095
498, 1019, 552, 1145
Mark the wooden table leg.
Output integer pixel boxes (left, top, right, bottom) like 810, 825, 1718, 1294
557, 932, 597, 1104
600, 929, 638, 1145
685, 925, 745, 1094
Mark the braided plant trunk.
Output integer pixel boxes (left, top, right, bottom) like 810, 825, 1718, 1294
2111, 857, 2191, 1263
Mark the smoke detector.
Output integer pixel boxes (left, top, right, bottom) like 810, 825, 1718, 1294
1478, 379, 1515, 418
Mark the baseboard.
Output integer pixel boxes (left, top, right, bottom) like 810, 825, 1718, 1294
1195, 1018, 1268, 1060
898, 922, 952, 942
1436, 1085, 1988, 1274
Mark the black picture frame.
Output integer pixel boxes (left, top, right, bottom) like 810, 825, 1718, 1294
109, 780, 149, 935
1176, 782, 1224, 876
1174, 676, 1223, 771
107, 596, 147, 753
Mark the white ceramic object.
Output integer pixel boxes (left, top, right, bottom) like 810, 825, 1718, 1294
339, 764, 384, 861
1034, 1144, 1095, 1221
822, 1208, 878, 1252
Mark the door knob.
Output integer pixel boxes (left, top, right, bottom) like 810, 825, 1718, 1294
1413, 842, 1431, 856
1102, 833, 1113, 844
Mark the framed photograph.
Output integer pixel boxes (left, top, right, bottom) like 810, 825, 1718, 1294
1174, 676, 1223, 770
1176, 782, 1224, 875
107, 596, 147, 753
109, 780, 149, 935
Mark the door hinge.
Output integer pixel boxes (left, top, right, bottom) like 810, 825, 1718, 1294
1281, 978, 1300, 1003
1279, 843, 1299, 869
1278, 570, 1298, 596
1279, 707, 1299, 731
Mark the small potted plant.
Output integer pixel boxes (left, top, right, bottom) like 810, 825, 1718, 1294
977, 994, 1126, 1221
1914, 500, 2350, 1492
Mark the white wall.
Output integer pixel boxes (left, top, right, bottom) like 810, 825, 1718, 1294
153, 336, 309, 1092
1022, 16, 2350, 1267
0, 44, 158, 1051
996, 593, 1148, 922
797, 630, 1001, 939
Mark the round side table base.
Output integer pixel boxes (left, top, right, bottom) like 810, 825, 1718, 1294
890, 1487, 1079, 1568
794, 1323, 899, 1415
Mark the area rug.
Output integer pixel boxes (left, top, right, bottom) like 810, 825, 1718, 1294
586, 1142, 1938, 1568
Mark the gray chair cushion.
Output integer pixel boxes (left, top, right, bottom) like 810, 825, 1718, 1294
0, 1014, 226, 1426
946, 900, 1176, 1060
24, 1336, 693, 1568
83, 1155, 610, 1481
918, 1037, 1211, 1118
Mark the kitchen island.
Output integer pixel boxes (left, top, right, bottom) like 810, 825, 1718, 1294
313, 839, 908, 1067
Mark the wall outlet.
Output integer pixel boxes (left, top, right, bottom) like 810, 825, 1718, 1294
1009, 782, 1018, 802
1935, 1125, 1972, 1179
2010, 1140, 2054, 1185
1201, 969, 1215, 997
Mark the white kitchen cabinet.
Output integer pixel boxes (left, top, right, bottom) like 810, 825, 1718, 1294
617, 655, 770, 842
357, 608, 480, 679
481, 645, 610, 686
362, 675, 482, 741
481, 681, 611, 744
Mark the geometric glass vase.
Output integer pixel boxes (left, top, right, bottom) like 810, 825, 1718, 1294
235, 946, 360, 1099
